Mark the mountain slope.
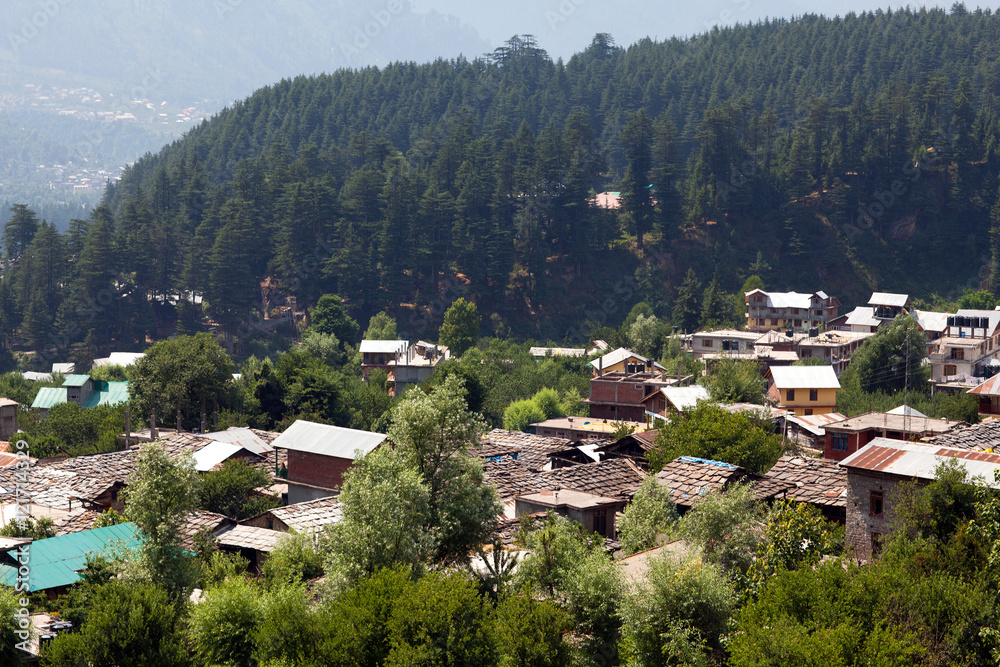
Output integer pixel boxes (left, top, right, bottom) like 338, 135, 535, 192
7, 8, 1000, 355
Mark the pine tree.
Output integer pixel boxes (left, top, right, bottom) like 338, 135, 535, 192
672, 269, 702, 333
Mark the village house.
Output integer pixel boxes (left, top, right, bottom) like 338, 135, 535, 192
842, 292, 911, 333
968, 375, 1000, 417
30, 374, 130, 418
0, 398, 19, 441
595, 430, 660, 466
690, 329, 762, 359
822, 410, 963, 461
767, 365, 841, 416
589, 347, 668, 377
532, 416, 646, 441
515, 488, 626, 538
763, 455, 849, 522
243, 496, 341, 535
911, 309, 950, 352
784, 412, 848, 451
359, 339, 448, 395
270, 420, 386, 503
744, 289, 840, 332
927, 310, 1000, 387
654, 456, 794, 513
0, 523, 144, 595
839, 439, 1000, 560
795, 330, 874, 376
585, 370, 678, 422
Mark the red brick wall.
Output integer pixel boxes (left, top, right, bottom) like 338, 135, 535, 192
824, 432, 861, 461
286, 450, 353, 491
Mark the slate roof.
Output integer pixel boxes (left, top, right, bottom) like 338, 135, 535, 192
0, 449, 138, 512
655, 457, 761, 508
483, 429, 572, 471
202, 427, 273, 456
537, 459, 646, 500
54, 509, 101, 535
180, 510, 234, 549
764, 455, 848, 508
265, 496, 342, 533
484, 456, 543, 500
923, 420, 1000, 451
215, 524, 286, 552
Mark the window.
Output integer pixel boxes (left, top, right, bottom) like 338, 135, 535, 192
871, 532, 883, 557
944, 364, 957, 377
809, 389, 818, 401
803, 349, 812, 357
816, 310, 823, 316
593, 509, 608, 537
702, 339, 713, 347
804, 409, 813, 415
794, 320, 802, 327
950, 348, 965, 360
786, 389, 795, 401
267, 519, 274, 530
832, 434, 848, 451
870, 490, 884, 517
792, 308, 799, 315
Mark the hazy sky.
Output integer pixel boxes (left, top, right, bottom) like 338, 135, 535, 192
415, 0, 1000, 59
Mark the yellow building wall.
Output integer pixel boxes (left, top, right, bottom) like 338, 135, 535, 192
775, 387, 838, 416
595, 356, 646, 375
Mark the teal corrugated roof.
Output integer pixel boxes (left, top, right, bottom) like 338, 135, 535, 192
62, 375, 91, 387
82, 381, 129, 408
0, 523, 143, 591
30, 387, 68, 410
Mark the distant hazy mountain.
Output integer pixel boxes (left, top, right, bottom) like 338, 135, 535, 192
0, 0, 490, 106
418, 0, 1000, 59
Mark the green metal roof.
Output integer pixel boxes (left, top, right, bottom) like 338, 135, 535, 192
0, 523, 143, 591
62, 374, 91, 387
30, 387, 68, 410
83, 381, 129, 408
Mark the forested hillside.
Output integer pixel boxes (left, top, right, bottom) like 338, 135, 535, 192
7, 7, 1000, 357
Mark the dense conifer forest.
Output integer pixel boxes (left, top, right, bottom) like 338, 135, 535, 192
6, 6, 1000, 354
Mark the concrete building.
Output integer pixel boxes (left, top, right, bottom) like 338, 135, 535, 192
927, 310, 1000, 387
690, 329, 762, 359
359, 339, 448, 395
745, 289, 840, 332
767, 365, 840, 416
822, 411, 963, 461
795, 330, 874, 376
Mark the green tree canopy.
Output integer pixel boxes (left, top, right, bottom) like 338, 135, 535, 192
648, 402, 786, 474
128, 332, 235, 430
439, 297, 481, 358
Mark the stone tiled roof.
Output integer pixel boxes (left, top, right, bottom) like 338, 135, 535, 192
763, 455, 849, 509
216, 525, 286, 552
923, 420, 1000, 452
0, 450, 137, 512
484, 456, 542, 500
537, 459, 646, 500
53, 509, 101, 535
180, 510, 234, 549
267, 496, 342, 534
482, 429, 572, 471
655, 457, 760, 508
480, 441, 521, 459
